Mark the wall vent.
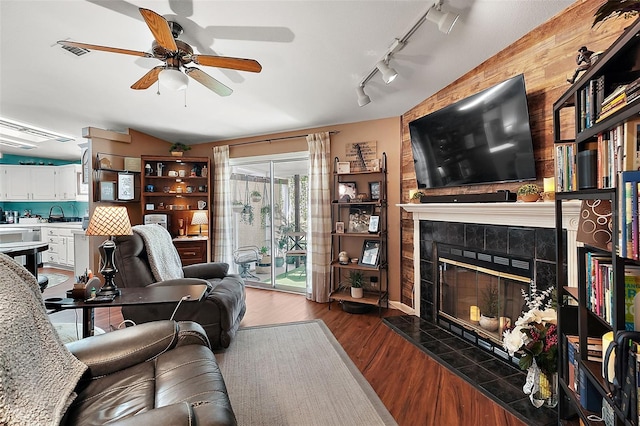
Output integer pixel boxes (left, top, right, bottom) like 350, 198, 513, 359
59, 43, 90, 57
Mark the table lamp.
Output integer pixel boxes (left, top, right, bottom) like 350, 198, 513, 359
191, 210, 208, 236
85, 206, 133, 296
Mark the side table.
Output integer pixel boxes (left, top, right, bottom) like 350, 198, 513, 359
45, 284, 208, 338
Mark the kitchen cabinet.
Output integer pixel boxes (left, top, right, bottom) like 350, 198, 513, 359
2, 165, 48, 200
55, 164, 81, 200
42, 226, 75, 267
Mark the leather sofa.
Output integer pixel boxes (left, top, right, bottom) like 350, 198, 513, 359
113, 233, 246, 349
62, 320, 237, 425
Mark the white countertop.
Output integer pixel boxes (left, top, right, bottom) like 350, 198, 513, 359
0, 222, 83, 230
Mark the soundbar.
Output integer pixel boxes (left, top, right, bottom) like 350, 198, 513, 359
420, 191, 517, 203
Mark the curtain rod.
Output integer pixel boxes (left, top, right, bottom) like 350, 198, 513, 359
232, 130, 339, 147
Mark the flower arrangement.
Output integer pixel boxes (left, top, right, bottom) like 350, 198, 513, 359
502, 283, 557, 407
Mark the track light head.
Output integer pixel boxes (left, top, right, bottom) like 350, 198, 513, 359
376, 60, 398, 84
356, 85, 371, 107
426, 2, 459, 34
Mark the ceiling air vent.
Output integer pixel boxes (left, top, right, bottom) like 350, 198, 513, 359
59, 43, 90, 57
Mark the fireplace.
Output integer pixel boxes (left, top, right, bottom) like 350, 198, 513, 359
437, 243, 532, 359
401, 201, 581, 363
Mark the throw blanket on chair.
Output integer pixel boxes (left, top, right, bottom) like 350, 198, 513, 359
132, 224, 185, 281
0, 253, 87, 425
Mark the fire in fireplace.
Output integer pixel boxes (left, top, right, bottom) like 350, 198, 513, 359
437, 243, 533, 358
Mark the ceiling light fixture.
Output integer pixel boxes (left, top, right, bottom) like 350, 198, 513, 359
376, 60, 398, 84
355, 0, 459, 106
0, 117, 74, 149
426, 1, 460, 34
356, 85, 371, 107
158, 68, 189, 91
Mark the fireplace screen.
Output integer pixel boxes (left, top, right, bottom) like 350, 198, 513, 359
439, 257, 529, 343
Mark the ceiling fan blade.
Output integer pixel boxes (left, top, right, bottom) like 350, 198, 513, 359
131, 66, 164, 90
57, 40, 152, 58
184, 67, 232, 96
139, 8, 178, 52
190, 54, 262, 73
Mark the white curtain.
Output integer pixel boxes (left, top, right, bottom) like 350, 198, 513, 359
306, 132, 332, 302
212, 146, 234, 265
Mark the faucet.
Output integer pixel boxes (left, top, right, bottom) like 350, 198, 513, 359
48, 205, 65, 218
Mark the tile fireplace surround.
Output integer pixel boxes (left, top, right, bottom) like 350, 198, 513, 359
395, 200, 582, 424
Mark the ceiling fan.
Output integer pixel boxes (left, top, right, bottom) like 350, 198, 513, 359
58, 7, 262, 97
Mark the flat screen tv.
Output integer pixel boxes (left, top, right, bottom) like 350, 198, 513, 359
409, 74, 536, 189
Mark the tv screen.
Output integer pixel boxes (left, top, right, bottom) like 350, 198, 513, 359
409, 74, 536, 189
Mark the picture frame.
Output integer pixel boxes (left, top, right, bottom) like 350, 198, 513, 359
117, 173, 135, 200
369, 181, 381, 200
145, 203, 155, 211
359, 240, 380, 267
336, 161, 351, 174
348, 206, 372, 233
338, 181, 357, 202
335, 221, 345, 234
99, 181, 115, 201
369, 215, 380, 233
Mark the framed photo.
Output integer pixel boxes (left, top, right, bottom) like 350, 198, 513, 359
118, 173, 135, 200
335, 221, 345, 233
348, 206, 372, 233
369, 215, 379, 233
336, 161, 351, 174
338, 181, 357, 202
359, 240, 380, 267
369, 181, 381, 200
145, 203, 155, 211
99, 181, 115, 201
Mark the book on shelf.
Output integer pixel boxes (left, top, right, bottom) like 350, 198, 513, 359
566, 336, 580, 395
579, 365, 603, 413
554, 142, 577, 192
583, 251, 613, 323
620, 171, 640, 260
566, 335, 604, 362
625, 267, 640, 331
623, 117, 640, 172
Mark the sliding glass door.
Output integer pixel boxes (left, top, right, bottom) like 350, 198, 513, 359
230, 153, 308, 293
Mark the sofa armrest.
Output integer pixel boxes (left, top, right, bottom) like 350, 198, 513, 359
183, 262, 230, 279
148, 277, 212, 290
66, 320, 207, 376
109, 403, 193, 426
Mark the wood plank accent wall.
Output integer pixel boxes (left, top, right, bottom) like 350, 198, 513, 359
399, 0, 631, 307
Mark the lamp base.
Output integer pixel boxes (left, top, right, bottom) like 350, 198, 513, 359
97, 239, 120, 297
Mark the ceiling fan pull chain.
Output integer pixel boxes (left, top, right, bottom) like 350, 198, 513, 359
184, 89, 187, 108
156, 80, 161, 96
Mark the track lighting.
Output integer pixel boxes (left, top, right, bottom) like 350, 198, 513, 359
356, 85, 371, 107
426, 1, 459, 34
354, 0, 459, 106
376, 60, 398, 84
158, 68, 188, 91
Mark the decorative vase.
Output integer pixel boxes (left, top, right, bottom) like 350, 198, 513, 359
351, 287, 364, 299
520, 193, 540, 202
525, 366, 558, 408
171, 151, 183, 157
232, 204, 243, 214
479, 314, 499, 331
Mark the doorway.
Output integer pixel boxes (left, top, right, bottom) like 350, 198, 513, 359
230, 153, 309, 293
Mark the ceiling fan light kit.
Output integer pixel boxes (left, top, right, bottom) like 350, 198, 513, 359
158, 68, 189, 91
57, 7, 261, 98
355, 0, 459, 106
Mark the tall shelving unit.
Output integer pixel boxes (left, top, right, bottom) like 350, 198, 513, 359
329, 152, 388, 314
554, 18, 640, 425
140, 155, 211, 264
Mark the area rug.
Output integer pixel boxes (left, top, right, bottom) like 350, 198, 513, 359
41, 273, 69, 288
216, 320, 396, 426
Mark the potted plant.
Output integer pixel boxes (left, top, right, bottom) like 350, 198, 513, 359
256, 246, 271, 274
410, 191, 425, 203
169, 142, 191, 157
240, 204, 254, 225
348, 270, 364, 299
232, 200, 243, 214
250, 190, 262, 203
260, 205, 271, 229
517, 184, 541, 202
479, 283, 499, 331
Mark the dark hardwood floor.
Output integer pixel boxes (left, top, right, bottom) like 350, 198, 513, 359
42, 268, 526, 426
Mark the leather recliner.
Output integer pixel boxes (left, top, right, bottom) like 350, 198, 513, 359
113, 233, 246, 349
62, 320, 237, 425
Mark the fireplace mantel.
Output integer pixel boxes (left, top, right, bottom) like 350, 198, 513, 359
400, 199, 581, 231
400, 200, 582, 316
